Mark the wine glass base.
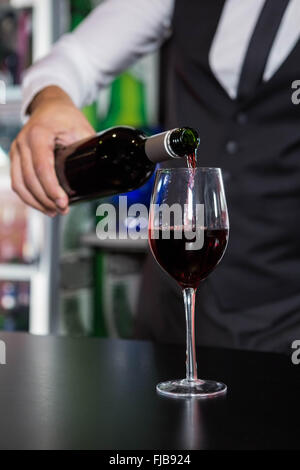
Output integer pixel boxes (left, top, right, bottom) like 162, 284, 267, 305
156, 378, 227, 399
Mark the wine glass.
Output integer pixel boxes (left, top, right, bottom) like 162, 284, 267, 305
148, 167, 229, 398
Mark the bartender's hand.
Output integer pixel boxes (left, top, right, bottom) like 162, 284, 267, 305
10, 86, 96, 216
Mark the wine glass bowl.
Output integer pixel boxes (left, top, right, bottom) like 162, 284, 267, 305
148, 167, 229, 398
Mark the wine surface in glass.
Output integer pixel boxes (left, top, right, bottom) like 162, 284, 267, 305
149, 227, 228, 289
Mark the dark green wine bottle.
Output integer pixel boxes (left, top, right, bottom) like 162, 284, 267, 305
55, 126, 199, 203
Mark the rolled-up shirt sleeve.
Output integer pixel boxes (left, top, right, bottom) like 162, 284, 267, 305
21, 0, 174, 121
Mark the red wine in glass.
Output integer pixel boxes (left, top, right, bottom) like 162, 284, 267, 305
149, 227, 228, 289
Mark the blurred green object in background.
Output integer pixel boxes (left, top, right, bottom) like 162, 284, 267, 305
70, 0, 93, 30
98, 72, 147, 130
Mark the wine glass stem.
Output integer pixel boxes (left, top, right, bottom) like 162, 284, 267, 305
183, 287, 198, 382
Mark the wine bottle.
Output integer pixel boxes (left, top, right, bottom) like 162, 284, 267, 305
55, 126, 199, 203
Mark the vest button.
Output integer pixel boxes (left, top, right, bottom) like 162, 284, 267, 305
236, 112, 248, 125
226, 140, 239, 155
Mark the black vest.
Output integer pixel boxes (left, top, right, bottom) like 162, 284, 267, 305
161, 0, 300, 352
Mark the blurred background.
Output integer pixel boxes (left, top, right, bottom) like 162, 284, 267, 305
0, 0, 165, 338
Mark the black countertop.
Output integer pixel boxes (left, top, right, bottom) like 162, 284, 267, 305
0, 332, 299, 450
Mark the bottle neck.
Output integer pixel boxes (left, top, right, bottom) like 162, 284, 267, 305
145, 128, 199, 164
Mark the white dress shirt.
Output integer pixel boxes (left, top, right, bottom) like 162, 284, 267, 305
21, 0, 300, 119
